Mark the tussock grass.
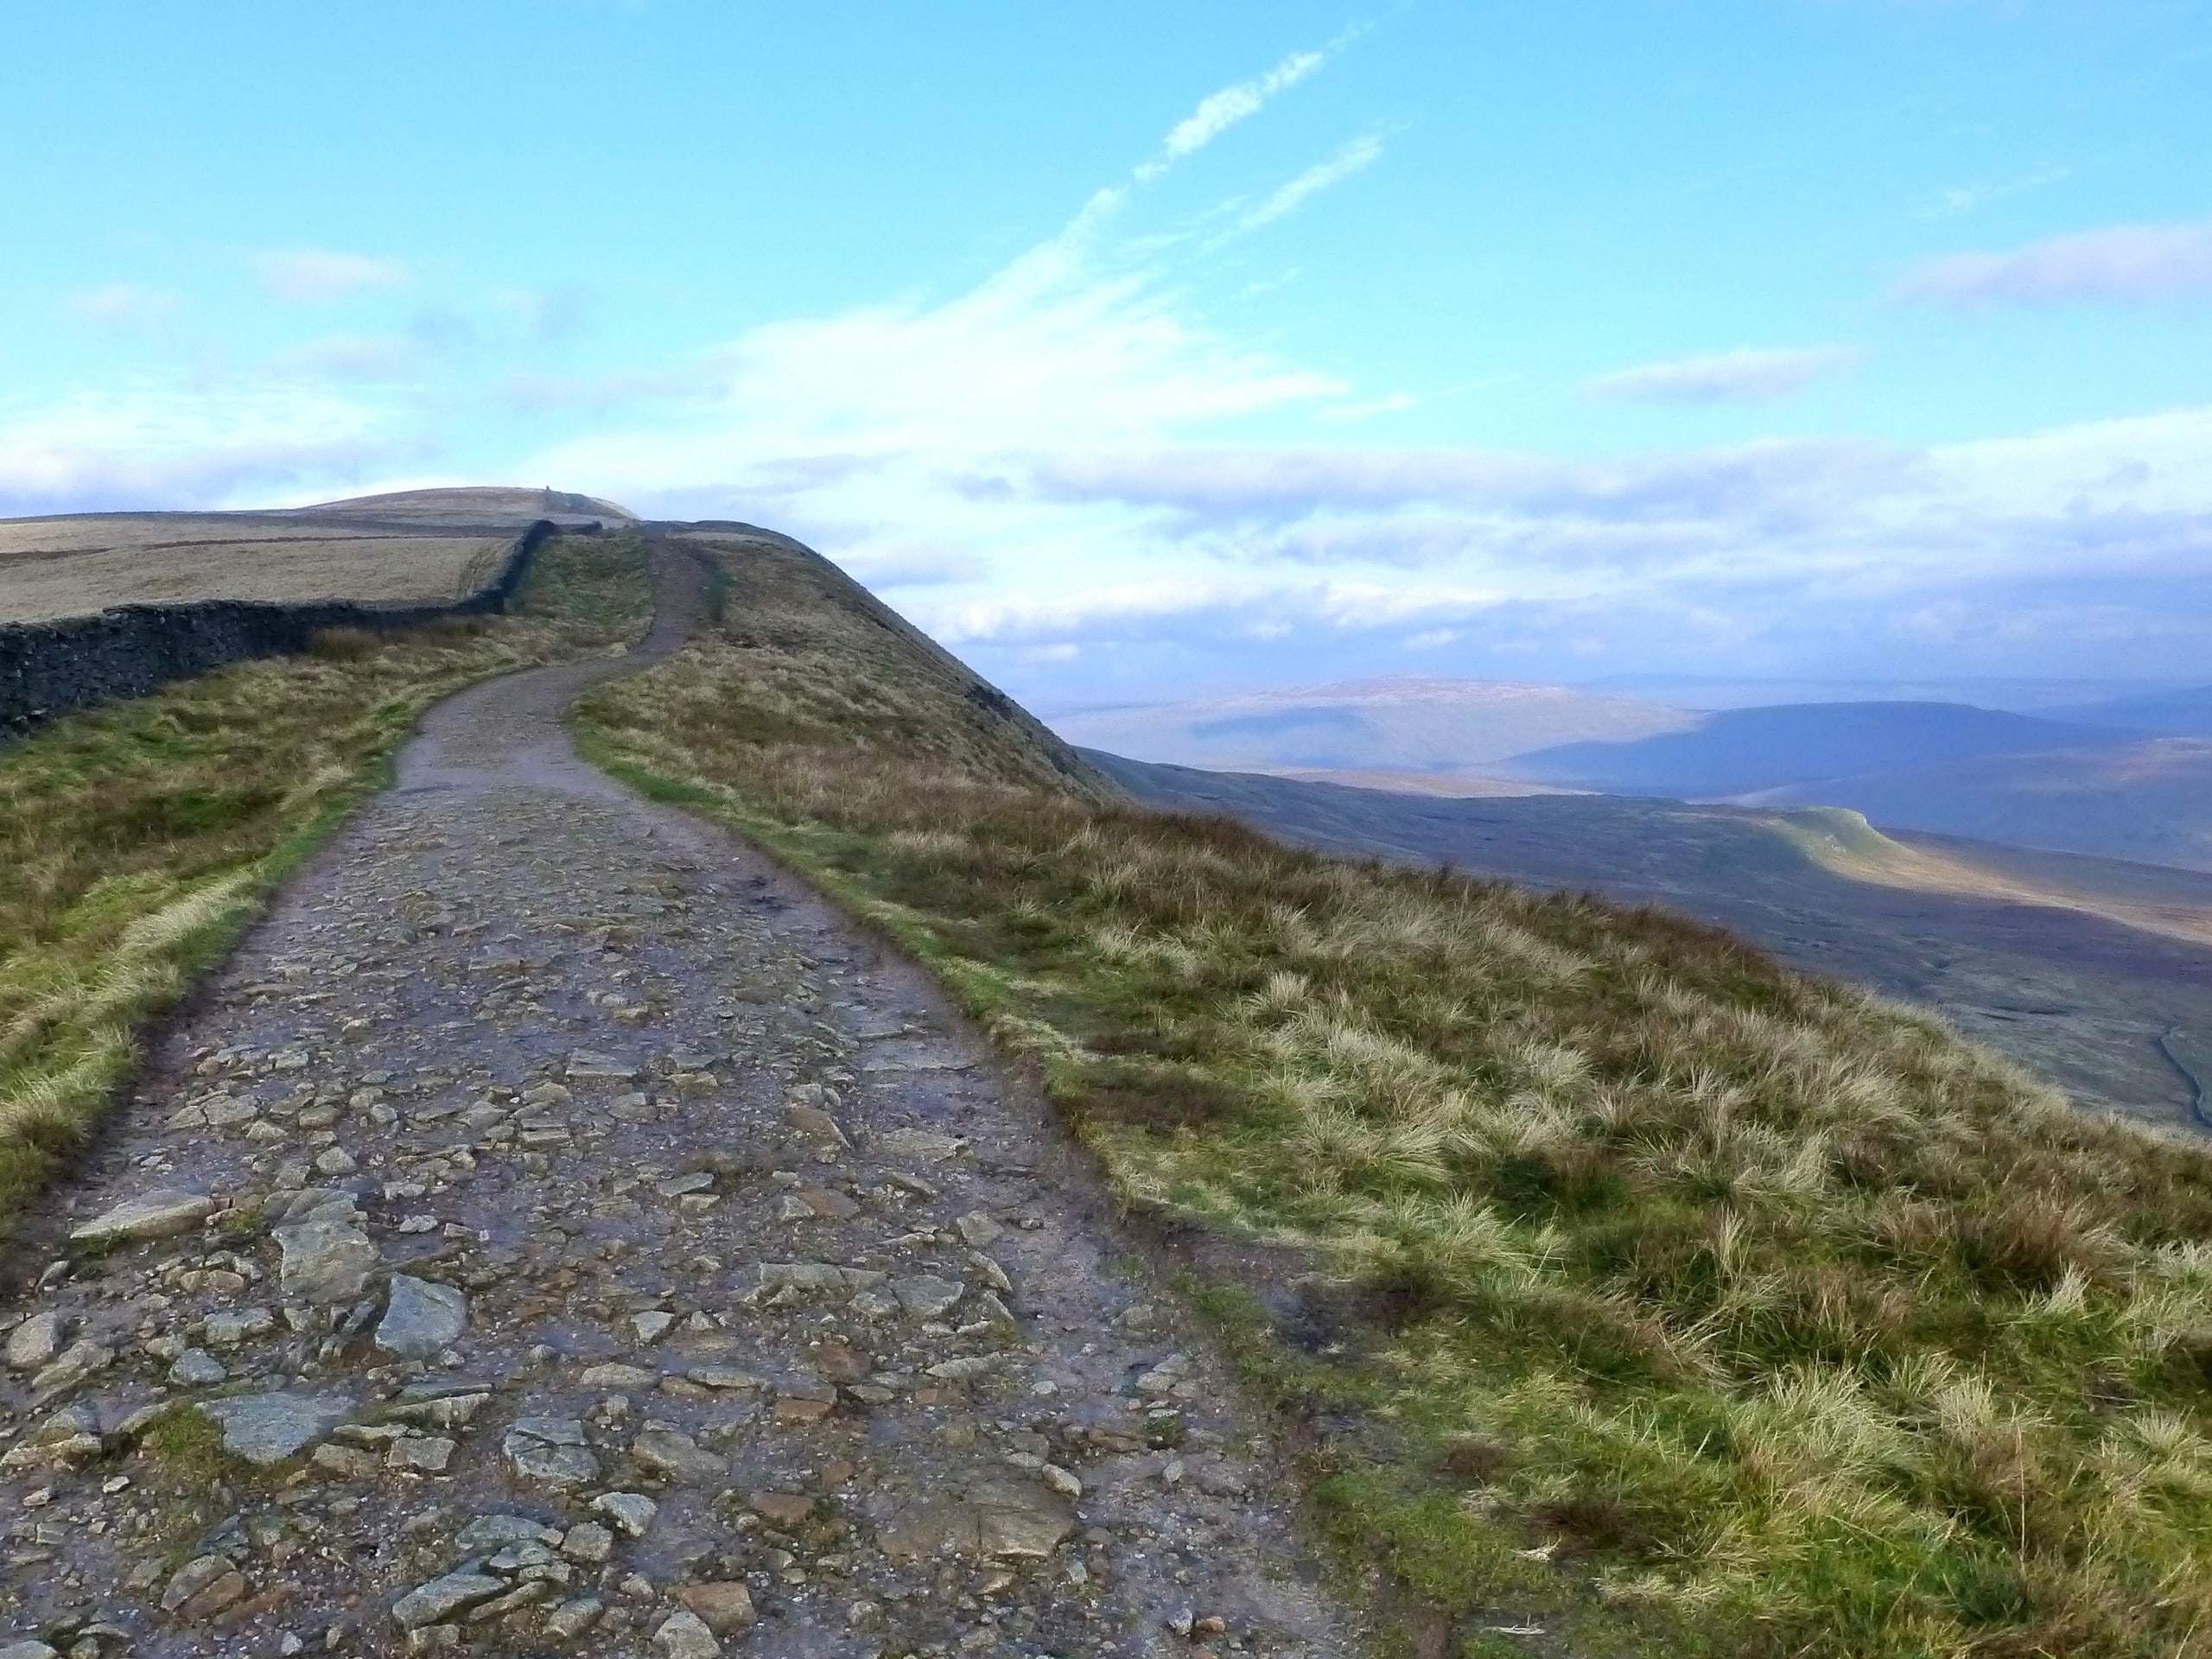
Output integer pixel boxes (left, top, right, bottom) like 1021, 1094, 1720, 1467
0, 532, 651, 1231
576, 531, 2212, 1658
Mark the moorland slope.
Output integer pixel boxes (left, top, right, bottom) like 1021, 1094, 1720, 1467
579, 525, 2212, 1658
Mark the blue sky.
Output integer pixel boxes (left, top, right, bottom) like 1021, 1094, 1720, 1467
4, 1, 2210, 709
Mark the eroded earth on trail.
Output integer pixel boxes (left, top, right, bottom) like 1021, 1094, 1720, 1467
0, 555, 1350, 1659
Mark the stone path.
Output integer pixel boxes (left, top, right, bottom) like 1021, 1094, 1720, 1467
0, 545, 1351, 1659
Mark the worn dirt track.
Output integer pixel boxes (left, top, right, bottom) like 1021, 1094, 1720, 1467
0, 543, 1351, 1658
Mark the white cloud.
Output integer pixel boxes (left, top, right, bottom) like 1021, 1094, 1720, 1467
1134, 43, 1333, 181
0, 381, 401, 513
1895, 220, 2212, 306
65, 283, 183, 326
1236, 132, 1385, 231
1581, 346, 1862, 404
252, 248, 410, 302
270, 334, 427, 380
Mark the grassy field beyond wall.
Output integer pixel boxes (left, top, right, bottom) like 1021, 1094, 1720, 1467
576, 530, 2212, 1659
0, 532, 652, 1235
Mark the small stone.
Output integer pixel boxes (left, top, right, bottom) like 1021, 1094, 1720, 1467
796, 1185, 861, 1221
272, 1198, 378, 1305
676, 1581, 757, 1635
891, 1275, 964, 1319
581, 1363, 657, 1389
198, 1392, 353, 1465
391, 1573, 505, 1630
631, 1427, 727, 1483
772, 1376, 837, 1422
70, 1188, 216, 1247
876, 1479, 1077, 1561
925, 1354, 1003, 1382
312, 1443, 380, 1479
592, 1491, 658, 1537
748, 1491, 814, 1526
376, 1276, 468, 1359
558, 1521, 614, 1564
5, 1312, 66, 1371
566, 1051, 638, 1083
162, 1553, 238, 1612
956, 1211, 1003, 1247
203, 1307, 276, 1347
29, 1338, 113, 1402
1040, 1463, 1083, 1498
756, 1262, 886, 1294
205, 1096, 260, 1128
179, 1568, 250, 1622
166, 1353, 226, 1389
810, 1339, 872, 1383
631, 1310, 675, 1343
544, 1598, 603, 1641
875, 1128, 967, 1164
653, 1610, 722, 1659
0, 1642, 60, 1659
505, 1419, 599, 1488
783, 1103, 849, 1146
388, 1436, 456, 1473
467, 1580, 551, 1624
314, 1147, 359, 1177
684, 1364, 766, 1392
455, 1515, 559, 1553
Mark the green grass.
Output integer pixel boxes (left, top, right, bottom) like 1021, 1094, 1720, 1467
575, 529, 2212, 1659
0, 531, 652, 1234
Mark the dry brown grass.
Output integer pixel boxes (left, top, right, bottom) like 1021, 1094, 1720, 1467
574, 529, 2212, 1659
0, 514, 515, 623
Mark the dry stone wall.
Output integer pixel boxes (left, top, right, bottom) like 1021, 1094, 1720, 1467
0, 518, 557, 741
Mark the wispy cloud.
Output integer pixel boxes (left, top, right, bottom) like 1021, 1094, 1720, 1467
1237, 132, 1386, 231
1895, 221, 2212, 307
1927, 162, 2071, 218
65, 283, 183, 327
1134, 42, 1335, 181
0, 382, 402, 514
252, 248, 410, 302
1581, 346, 1861, 404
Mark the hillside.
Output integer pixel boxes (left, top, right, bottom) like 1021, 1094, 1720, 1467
1086, 750, 2212, 1131
574, 528, 2212, 1657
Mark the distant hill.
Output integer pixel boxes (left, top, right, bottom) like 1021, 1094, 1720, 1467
1048, 674, 1692, 775
302, 486, 636, 525
0, 486, 628, 622
1500, 700, 2122, 798
1743, 737, 2212, 873
2044, 683, 2212, 736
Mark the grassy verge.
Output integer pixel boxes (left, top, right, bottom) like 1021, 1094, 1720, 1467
576, 531, 2212, 1659
0, 531, 652, 1234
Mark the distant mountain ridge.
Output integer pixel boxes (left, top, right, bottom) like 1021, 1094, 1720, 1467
1498, 700, 2127, 798
1053, 671, 2212, 876
1047, 674, 1694, 775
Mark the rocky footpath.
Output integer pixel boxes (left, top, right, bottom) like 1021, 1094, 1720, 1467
0, 551, 1351, 1658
